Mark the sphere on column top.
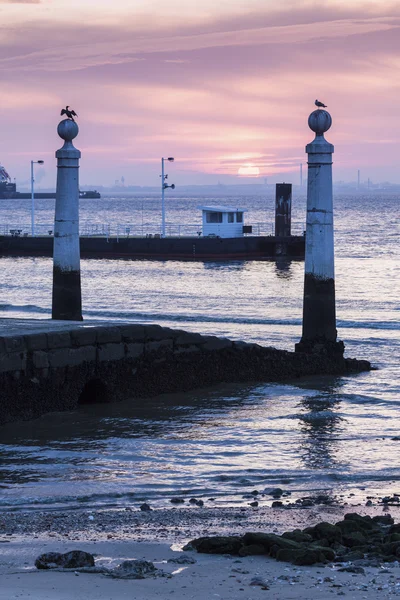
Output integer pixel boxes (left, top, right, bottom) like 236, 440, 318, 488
308, 109, 332, 135
57, 119, 79, 141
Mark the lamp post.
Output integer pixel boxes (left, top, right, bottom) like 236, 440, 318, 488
31, 159, 44, 236
161, 157, 175, 237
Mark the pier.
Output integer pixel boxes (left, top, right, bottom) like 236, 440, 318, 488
0, 319, 370, 426
0, 106, 372, 426
0, 232, 305, 260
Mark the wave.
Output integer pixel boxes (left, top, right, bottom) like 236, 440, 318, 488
0, 303, 49, 314
0, 303, 399, 332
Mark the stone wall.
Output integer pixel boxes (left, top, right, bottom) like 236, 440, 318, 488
0, 323, 370, 425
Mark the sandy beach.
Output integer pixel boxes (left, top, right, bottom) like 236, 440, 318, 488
2, 503, 400, 599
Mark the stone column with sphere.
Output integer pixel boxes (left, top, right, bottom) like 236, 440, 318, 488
52, 118, 82, 321
295, 109, 344, 356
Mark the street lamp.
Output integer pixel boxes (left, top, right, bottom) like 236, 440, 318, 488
31, 159, 44, 236
161, 157, 175, 238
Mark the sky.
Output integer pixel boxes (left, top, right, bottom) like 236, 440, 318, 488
1, 0, 400, 188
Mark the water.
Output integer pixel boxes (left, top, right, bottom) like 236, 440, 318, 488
0, 193, 399, 511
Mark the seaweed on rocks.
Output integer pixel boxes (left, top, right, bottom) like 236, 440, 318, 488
185, 513, 400, 566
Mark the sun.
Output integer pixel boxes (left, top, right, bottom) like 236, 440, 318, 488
237, 163, 260, 177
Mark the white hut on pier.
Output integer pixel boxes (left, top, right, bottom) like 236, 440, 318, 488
198, 205, 248, 238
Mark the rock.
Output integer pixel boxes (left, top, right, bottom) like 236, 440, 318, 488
272, 501, 283, 508
108, 560, 158, 579
373, 515, 394, 525
276, 548, 324, 566
250, 576, 270, 589
389, 524, 400, 534
338, 565, 365, 574
35, 550, 95, 570
381, 541, 400, 557
282, 530, 313, 543
264, 488, 283, 497
242, 532, 301, 555
342, 513, 374, 530
342, 531, 368, 548
168, 554, 196, 564
304, 522, 342, 544
341, 550, 365, 561
140, 503, 152, 511
188, 536, 243, 555
311, 545, 336, 561
238, 544, 265, 557
170, 497, 185, 504
249, 501, 258, 507
336, 520, 367, 535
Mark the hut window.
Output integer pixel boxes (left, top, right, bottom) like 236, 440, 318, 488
228, 213, 234, 223
206, 212, 223, 223
236, 212, 243, 223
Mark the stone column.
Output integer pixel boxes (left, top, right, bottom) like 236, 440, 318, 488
295, 109, 343, 356
52, 119, 82, 321
275, 183, 292, 237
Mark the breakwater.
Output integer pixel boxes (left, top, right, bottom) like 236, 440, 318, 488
0, 234, 305, 260
0, 319, 370, 426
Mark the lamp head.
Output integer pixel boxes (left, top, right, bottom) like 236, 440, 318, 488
38, 160, 44, 165
170, 184, 175, 189
168, 157, 174, 162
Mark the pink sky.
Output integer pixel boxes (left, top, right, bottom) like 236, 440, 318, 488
0, 0, 400, 187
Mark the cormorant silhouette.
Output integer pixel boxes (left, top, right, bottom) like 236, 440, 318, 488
61, 106, 78, 122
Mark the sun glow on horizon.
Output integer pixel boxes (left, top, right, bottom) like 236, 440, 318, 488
237, 163, 260, 177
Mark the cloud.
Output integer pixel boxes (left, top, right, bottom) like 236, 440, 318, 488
1, 1, 400, 184
0, 16, 397, 72
0, 0, 40, 3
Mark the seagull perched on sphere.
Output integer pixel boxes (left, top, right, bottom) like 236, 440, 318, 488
315, 99, 327, 108
60, 106, 78, 122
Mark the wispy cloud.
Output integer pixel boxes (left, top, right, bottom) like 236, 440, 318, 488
0, 1, 400, 185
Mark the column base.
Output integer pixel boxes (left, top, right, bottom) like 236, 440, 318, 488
52, 267, 83, 321
295, 337, 345, 357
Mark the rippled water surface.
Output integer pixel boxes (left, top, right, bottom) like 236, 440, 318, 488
0, 194, 399, 510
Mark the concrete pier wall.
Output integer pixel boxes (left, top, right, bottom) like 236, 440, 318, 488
0, 234, 305, 260
0, 321, 370, 426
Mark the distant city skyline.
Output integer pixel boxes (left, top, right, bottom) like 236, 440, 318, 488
1, 0, 399, 187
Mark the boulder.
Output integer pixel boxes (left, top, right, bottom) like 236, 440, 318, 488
238, 544, 266, 556
341, 531, 368, 548
282, 530, 313, 544
304, 522, 342, 544
108, 560, 158, 579
188, 536, 243, 555
372, 515, 394, 526
35, 550, 95, 570
342, 513, 374, 531
276, 548, 324, 566
242, 532, 301, 554
336, 520, 367, 535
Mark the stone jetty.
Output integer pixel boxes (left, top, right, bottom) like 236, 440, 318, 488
0, 318, 370, 426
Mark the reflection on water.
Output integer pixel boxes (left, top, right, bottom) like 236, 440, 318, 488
0, 194, 398, 509
0, 372, 399, 510
274, 259, 293, 279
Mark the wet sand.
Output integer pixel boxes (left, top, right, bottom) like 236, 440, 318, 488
2, 503, 400, 599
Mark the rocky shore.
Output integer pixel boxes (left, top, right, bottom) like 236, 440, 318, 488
2, 501, 400, 599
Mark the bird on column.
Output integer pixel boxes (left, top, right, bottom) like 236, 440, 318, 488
60, 106, 78, 121
315, 99, 327, 108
